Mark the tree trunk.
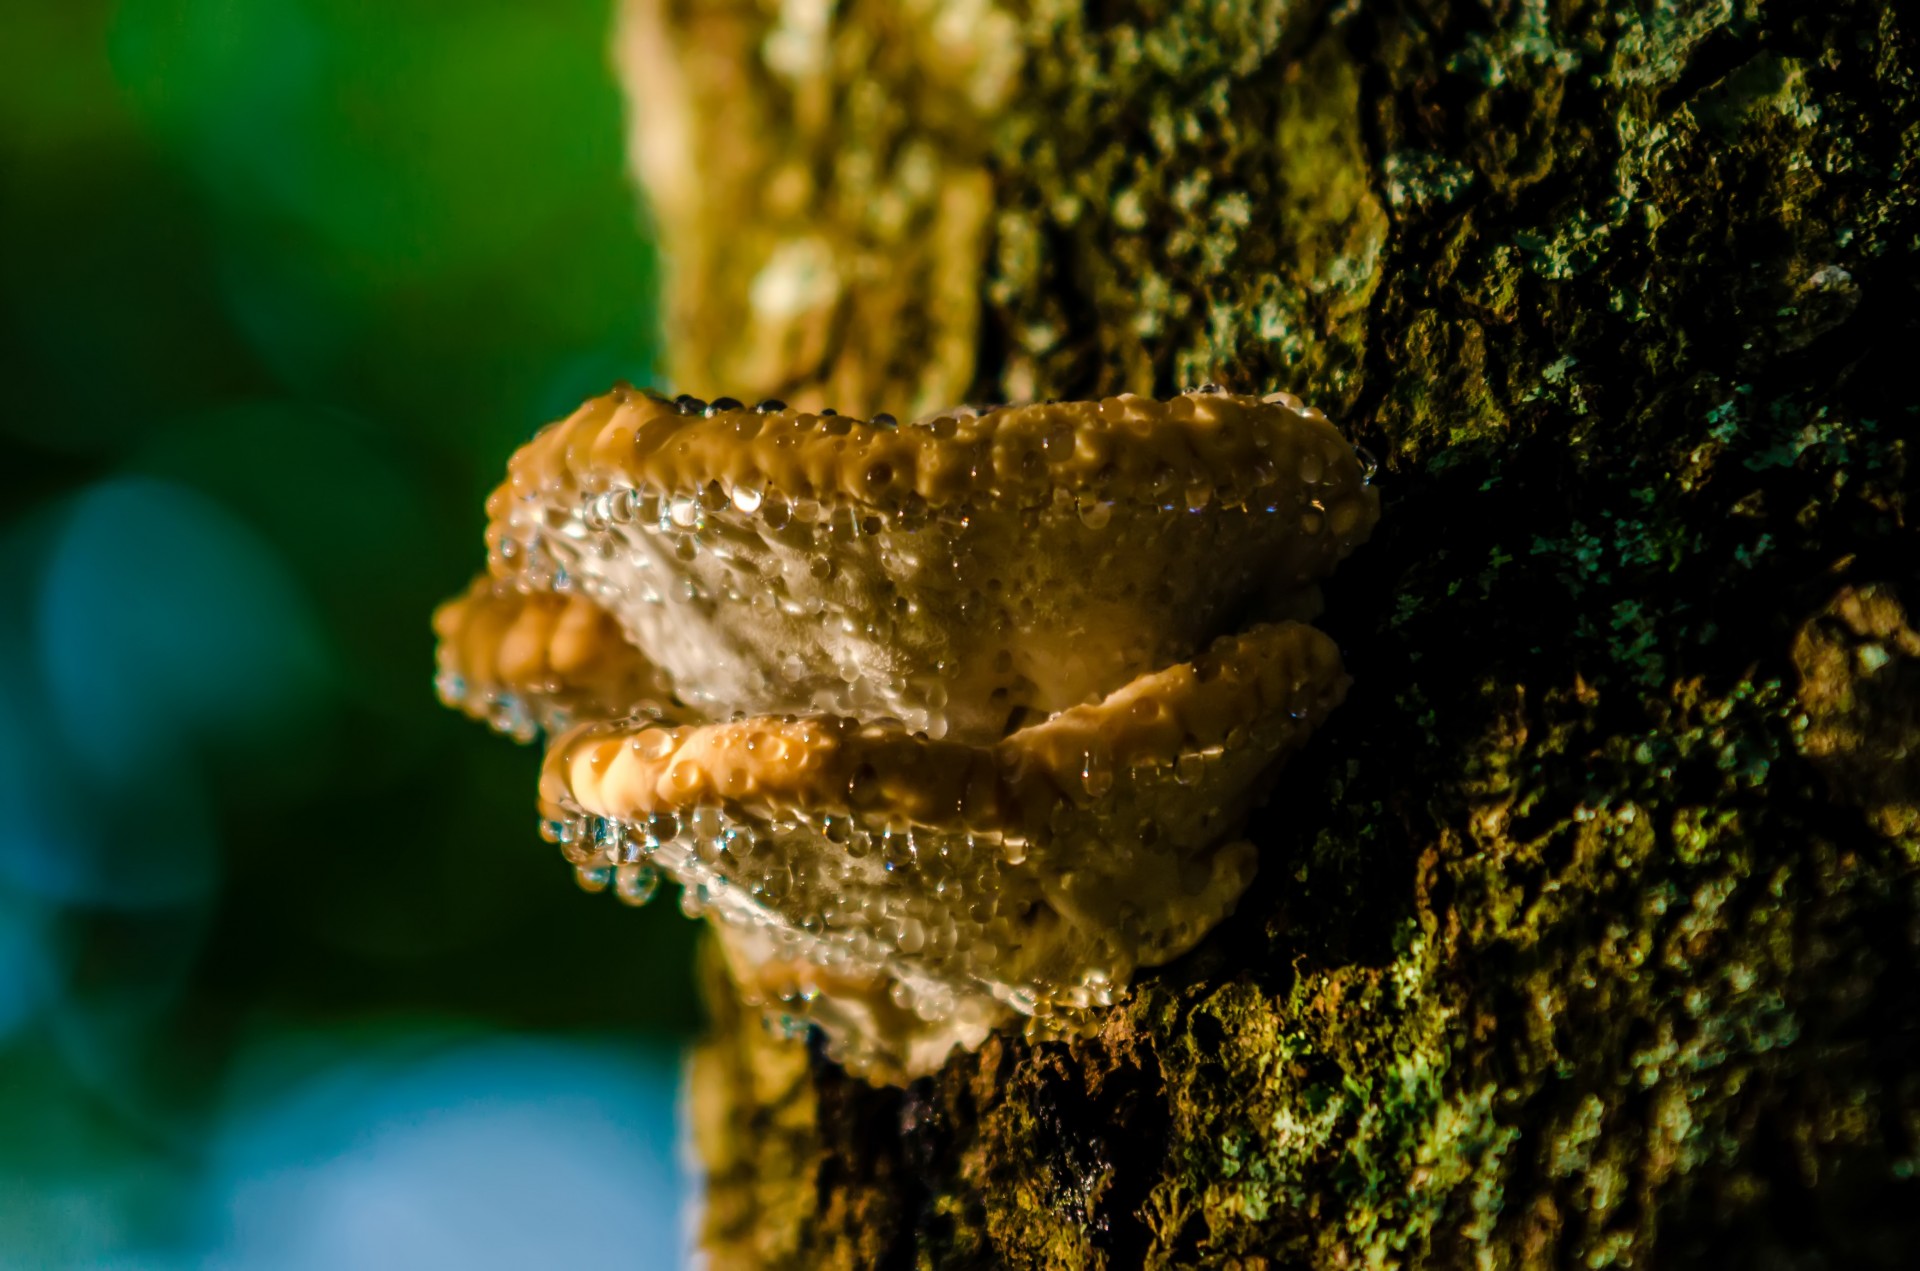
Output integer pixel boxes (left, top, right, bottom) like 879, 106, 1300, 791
618, 1, 1919, 1265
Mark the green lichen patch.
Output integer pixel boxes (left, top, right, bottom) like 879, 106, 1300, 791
983, 2, 1385, 408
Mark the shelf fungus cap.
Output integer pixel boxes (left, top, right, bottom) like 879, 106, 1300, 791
436, 387, 1379, 1082
482, 388, 1377, 742
541, 621, 1347, 1080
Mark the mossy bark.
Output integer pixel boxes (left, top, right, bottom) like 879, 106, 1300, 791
622, 1, 1919, 1265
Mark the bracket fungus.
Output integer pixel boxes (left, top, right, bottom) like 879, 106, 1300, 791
434, 387, 1378, 1081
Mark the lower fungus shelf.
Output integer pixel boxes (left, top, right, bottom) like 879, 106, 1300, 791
435, 388, 1378, 1083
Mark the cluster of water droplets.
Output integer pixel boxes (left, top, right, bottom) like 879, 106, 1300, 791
526, 683, 1319, 1080
433, 668, 542, 743
532, 793, 1138, 1023
485, 397, 1372, 749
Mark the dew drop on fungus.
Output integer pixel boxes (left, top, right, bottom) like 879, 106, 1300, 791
615, 863, 661, 905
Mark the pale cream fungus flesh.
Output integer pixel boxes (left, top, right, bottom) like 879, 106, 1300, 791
434, 387, 1378, 1081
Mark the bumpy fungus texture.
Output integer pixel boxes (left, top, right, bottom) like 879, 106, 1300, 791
435, 387, 1378, 1079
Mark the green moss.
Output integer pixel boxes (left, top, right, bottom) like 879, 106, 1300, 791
983, 3, 1386, 408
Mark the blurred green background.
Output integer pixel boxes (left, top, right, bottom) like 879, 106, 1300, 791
1, 1, 698, 1264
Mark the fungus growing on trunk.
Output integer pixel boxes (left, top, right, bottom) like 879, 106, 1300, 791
435, 387, 1378, 1080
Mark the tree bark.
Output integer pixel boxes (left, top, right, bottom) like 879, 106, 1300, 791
619, 1, 1919, 1265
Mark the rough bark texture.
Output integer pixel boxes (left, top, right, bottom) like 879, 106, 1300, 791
622, 1, 1919, 1265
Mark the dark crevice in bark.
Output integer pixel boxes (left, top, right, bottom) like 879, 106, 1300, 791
1655, 21, 1769, 118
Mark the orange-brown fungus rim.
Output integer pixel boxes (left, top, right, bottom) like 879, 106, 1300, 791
546, 620, 1350, 835
491, 388, 1378, 517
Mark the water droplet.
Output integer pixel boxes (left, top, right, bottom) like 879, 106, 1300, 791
632, 728, 676, 760
615, 863, 660, 905
1081, 751, 1115, 798
1075, 499, 1121, 533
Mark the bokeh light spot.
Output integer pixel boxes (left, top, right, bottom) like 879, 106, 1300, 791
37, 475, 334, 787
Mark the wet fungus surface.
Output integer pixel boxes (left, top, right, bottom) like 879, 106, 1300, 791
434, 387, 1378, 1080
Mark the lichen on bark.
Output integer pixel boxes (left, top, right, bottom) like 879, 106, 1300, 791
617, 0, 1919, 1265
